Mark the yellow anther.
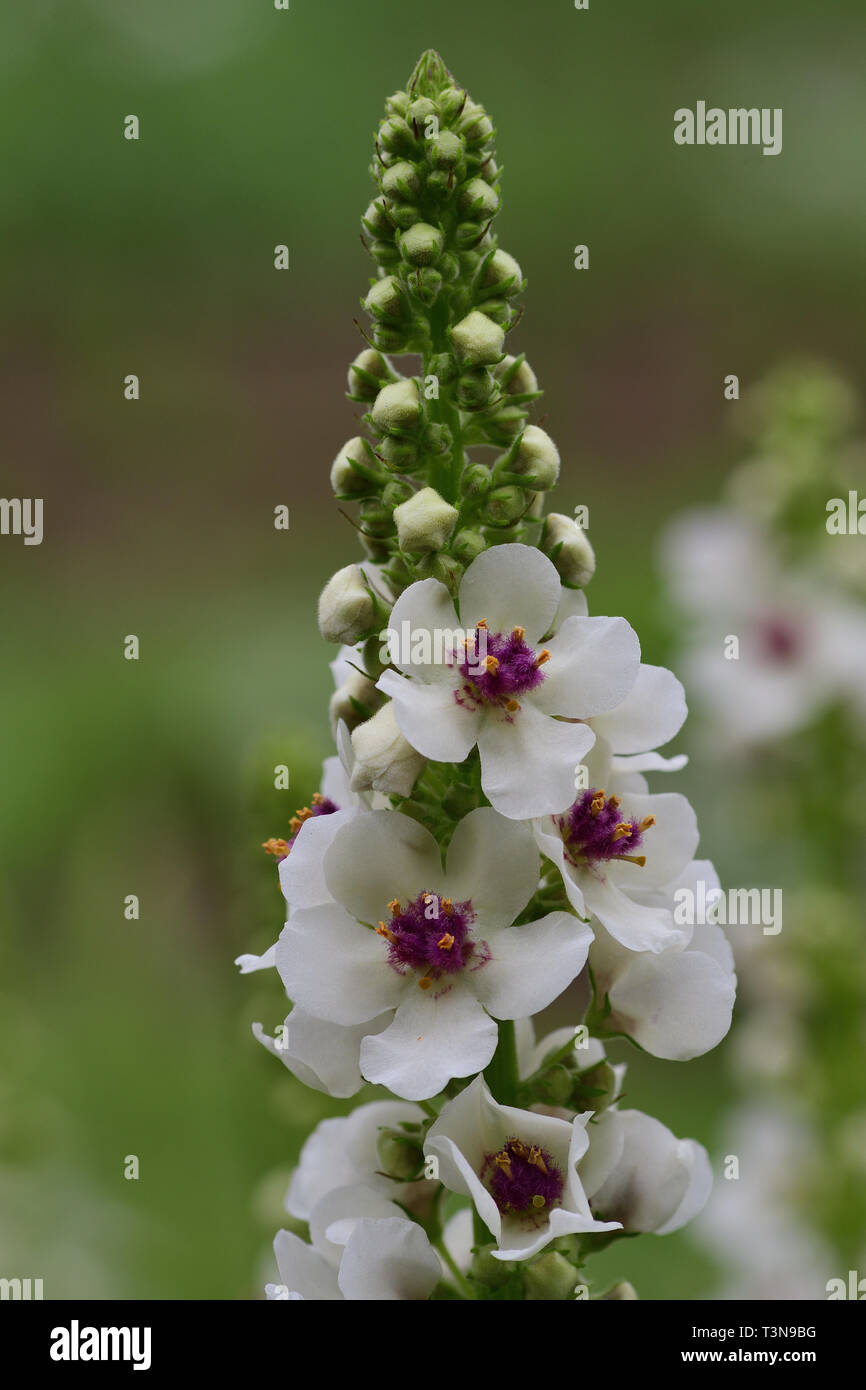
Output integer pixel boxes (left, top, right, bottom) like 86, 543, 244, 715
505, 698, 520, 712
528, 1146, 549, 1175
640, 815, 656, 831
441, 897, 453, 916
377, 922, 397, 943
262, 837, 290, 858
418, 975, 433, 991
609, 795, 621, 809
485, 655, 500, 674
495, 1152, 513, 1178
612, 823, 634, 841
534, 649, 551, 667
437, 932, 455, 951
590, 791, 606, 816
388, 898, 401, 915
311, 792, 325, 805
476, 618, 488, 630
512, 626, 525, 640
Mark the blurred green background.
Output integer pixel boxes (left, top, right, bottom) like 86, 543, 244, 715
2, 0, 864, 1298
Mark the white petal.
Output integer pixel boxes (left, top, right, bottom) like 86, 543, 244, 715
608, 792, 699, 890
589, 664, 687, 753
252, 1008, 391, 1098
320, 752, 353, 807
608, 949, 736, 1060
360, 985, 497, 1100
278, 808, 356, 912
309, 1183, 404, 1264
552, 586, 589, 630
377, 668, 480, 762
286, 1118, 359, 1220
235, 944, 277, 974
273, 1230, 341, 1300
496, 1203, 619, 1262
533, 616, 641, 718
276, 907, 403, 1024
583, 874, 690, 953
611, 751, 687, 775
323, 810, 443, 925
474, 912, 593, 1019
478, 702, 595, 819
588, 1110, 712, 1234
458, 543, 561, 643
337, 1217, 441, 1300
444, 807, 538, 929
384, 577, 461, 680
578, 1109, 626, 1200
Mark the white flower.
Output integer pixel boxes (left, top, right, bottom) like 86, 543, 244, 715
377, 544, 641, 819
534, 782, 699, 954
588, 860, 736, 1060
661, 508, 866, 745
579, 1108, 712, 1234
269, 1185, 440, 1301
276, 807, 593, 1100
286, 1101, 425, 1218
424, 1075, 620, 1260
349, 701, 427, 798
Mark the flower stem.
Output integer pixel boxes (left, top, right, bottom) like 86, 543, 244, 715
485, 1018, 519, 1106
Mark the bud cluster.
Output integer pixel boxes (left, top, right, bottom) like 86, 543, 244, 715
322, 48, 589, 613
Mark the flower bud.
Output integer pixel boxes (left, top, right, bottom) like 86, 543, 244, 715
318, 565, 376, 645
456, 366, 495, 409
376, 1124, 425, 1181
389, 202, 422, 230
377, 435, 421, 471
483, 249, 523, 296
330, 436, 380, 496
438, 86, 467, 123
364, 275, 407, 322
371, 378, 422, 434
394, 486, 458, 553
329, 667, 381, 734
407, 96, 437, 128
382, 478, 414, 509
347, 350, 398, 402
470, 1246, 513, 1290
450, 310, 505, 366
428, 129, 464, 165
451, 528, 487, 564
508, 425, 561, 490
350, 703, 426, 798
459, 177, 499, 220
494, 354, 539, 397
379, 116, 417, 157
601, 1282, 639, 1301
358, 498, 395, 538
474, 298, 513, 329
362, 198, 395, 237
410, 266, 444, 306
367, 238, 400, 267
542, 513, 596, 587
457, 102, 494, 145
484, 484, 527, 525
382, 160, 421, 201
399, 222, 443, 266
524, 1252, 580, 1302
484, 404, 527, 443
460, 463, 492, 499
385, 91, 410, 118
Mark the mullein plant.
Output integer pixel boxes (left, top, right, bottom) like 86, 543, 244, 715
661, 365, 866, 1296
238, 50, 734, 1302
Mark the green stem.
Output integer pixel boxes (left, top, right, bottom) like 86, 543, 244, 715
485, 1018, 519, 1106
434, 1237, 477, 1300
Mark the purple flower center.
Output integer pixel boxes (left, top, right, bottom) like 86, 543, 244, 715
263, 794, 340, 862
756, 615, 801, 664
455, 621, 549, 714
481, 1137, 564, 1220
377, 892, 479, 989
555, 787, 654, 869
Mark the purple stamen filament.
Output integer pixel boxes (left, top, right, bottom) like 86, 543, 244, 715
263, 793, 340, 861
378, 892, 476, 988
456, 621, 549, 715
481, 1137, 564, 1220
555, 788, 655, 869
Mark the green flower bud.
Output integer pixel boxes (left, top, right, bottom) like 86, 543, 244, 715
450, 310, 505, 365
376, 1125, 425, 1181
456, 366, 495, 409
371, 323, 412, 352
428, 352, 458, 385
460, 177, 499, 220
379, 116, 417, 157
494, 354, 539, 397
573, 1059, 618, 1113
542, 513, 596, 587
371, 378, 422, 434
382, 160, 421, 201
361, 533, 392, 563
377, 435, 421, 471
409, 266, 444, 306
329, 667, 382, 735
359, 497, 395, 537
427, 130, 465, 168
533, 1062, 574, 1107
439, 252, 460, 282
394, 486, 458, 553
416, 551, 463, 589
451, 528, 487, 564
457, 101, 494, 145
330, 436, 381, 496
368, 238, 400, 267
364, 275, 407, 322
382, 479, 414, 509
482, 249, 523, 296
407, 47, 455, 100
438, 85, 468, 122
407, 96, 437, 127
460, 463, 492, 499
385, 90, 410, 118
601, 1281, 639, 1301
399, 222, 443, 266
473, 298, 513, 329
470, 1246, 514, 1290
455, 221, 488, 249
485, 484, 528, 525
484, 404, 528, 442
424, 170, 455, 201
347, 349, 399, 402
317, 564, 377, 644
362, 198, 395, 237
524, 1252, 580, 1302
508, 425, 561, 490
479, 155, 499, 182
388, 201, 422, 230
